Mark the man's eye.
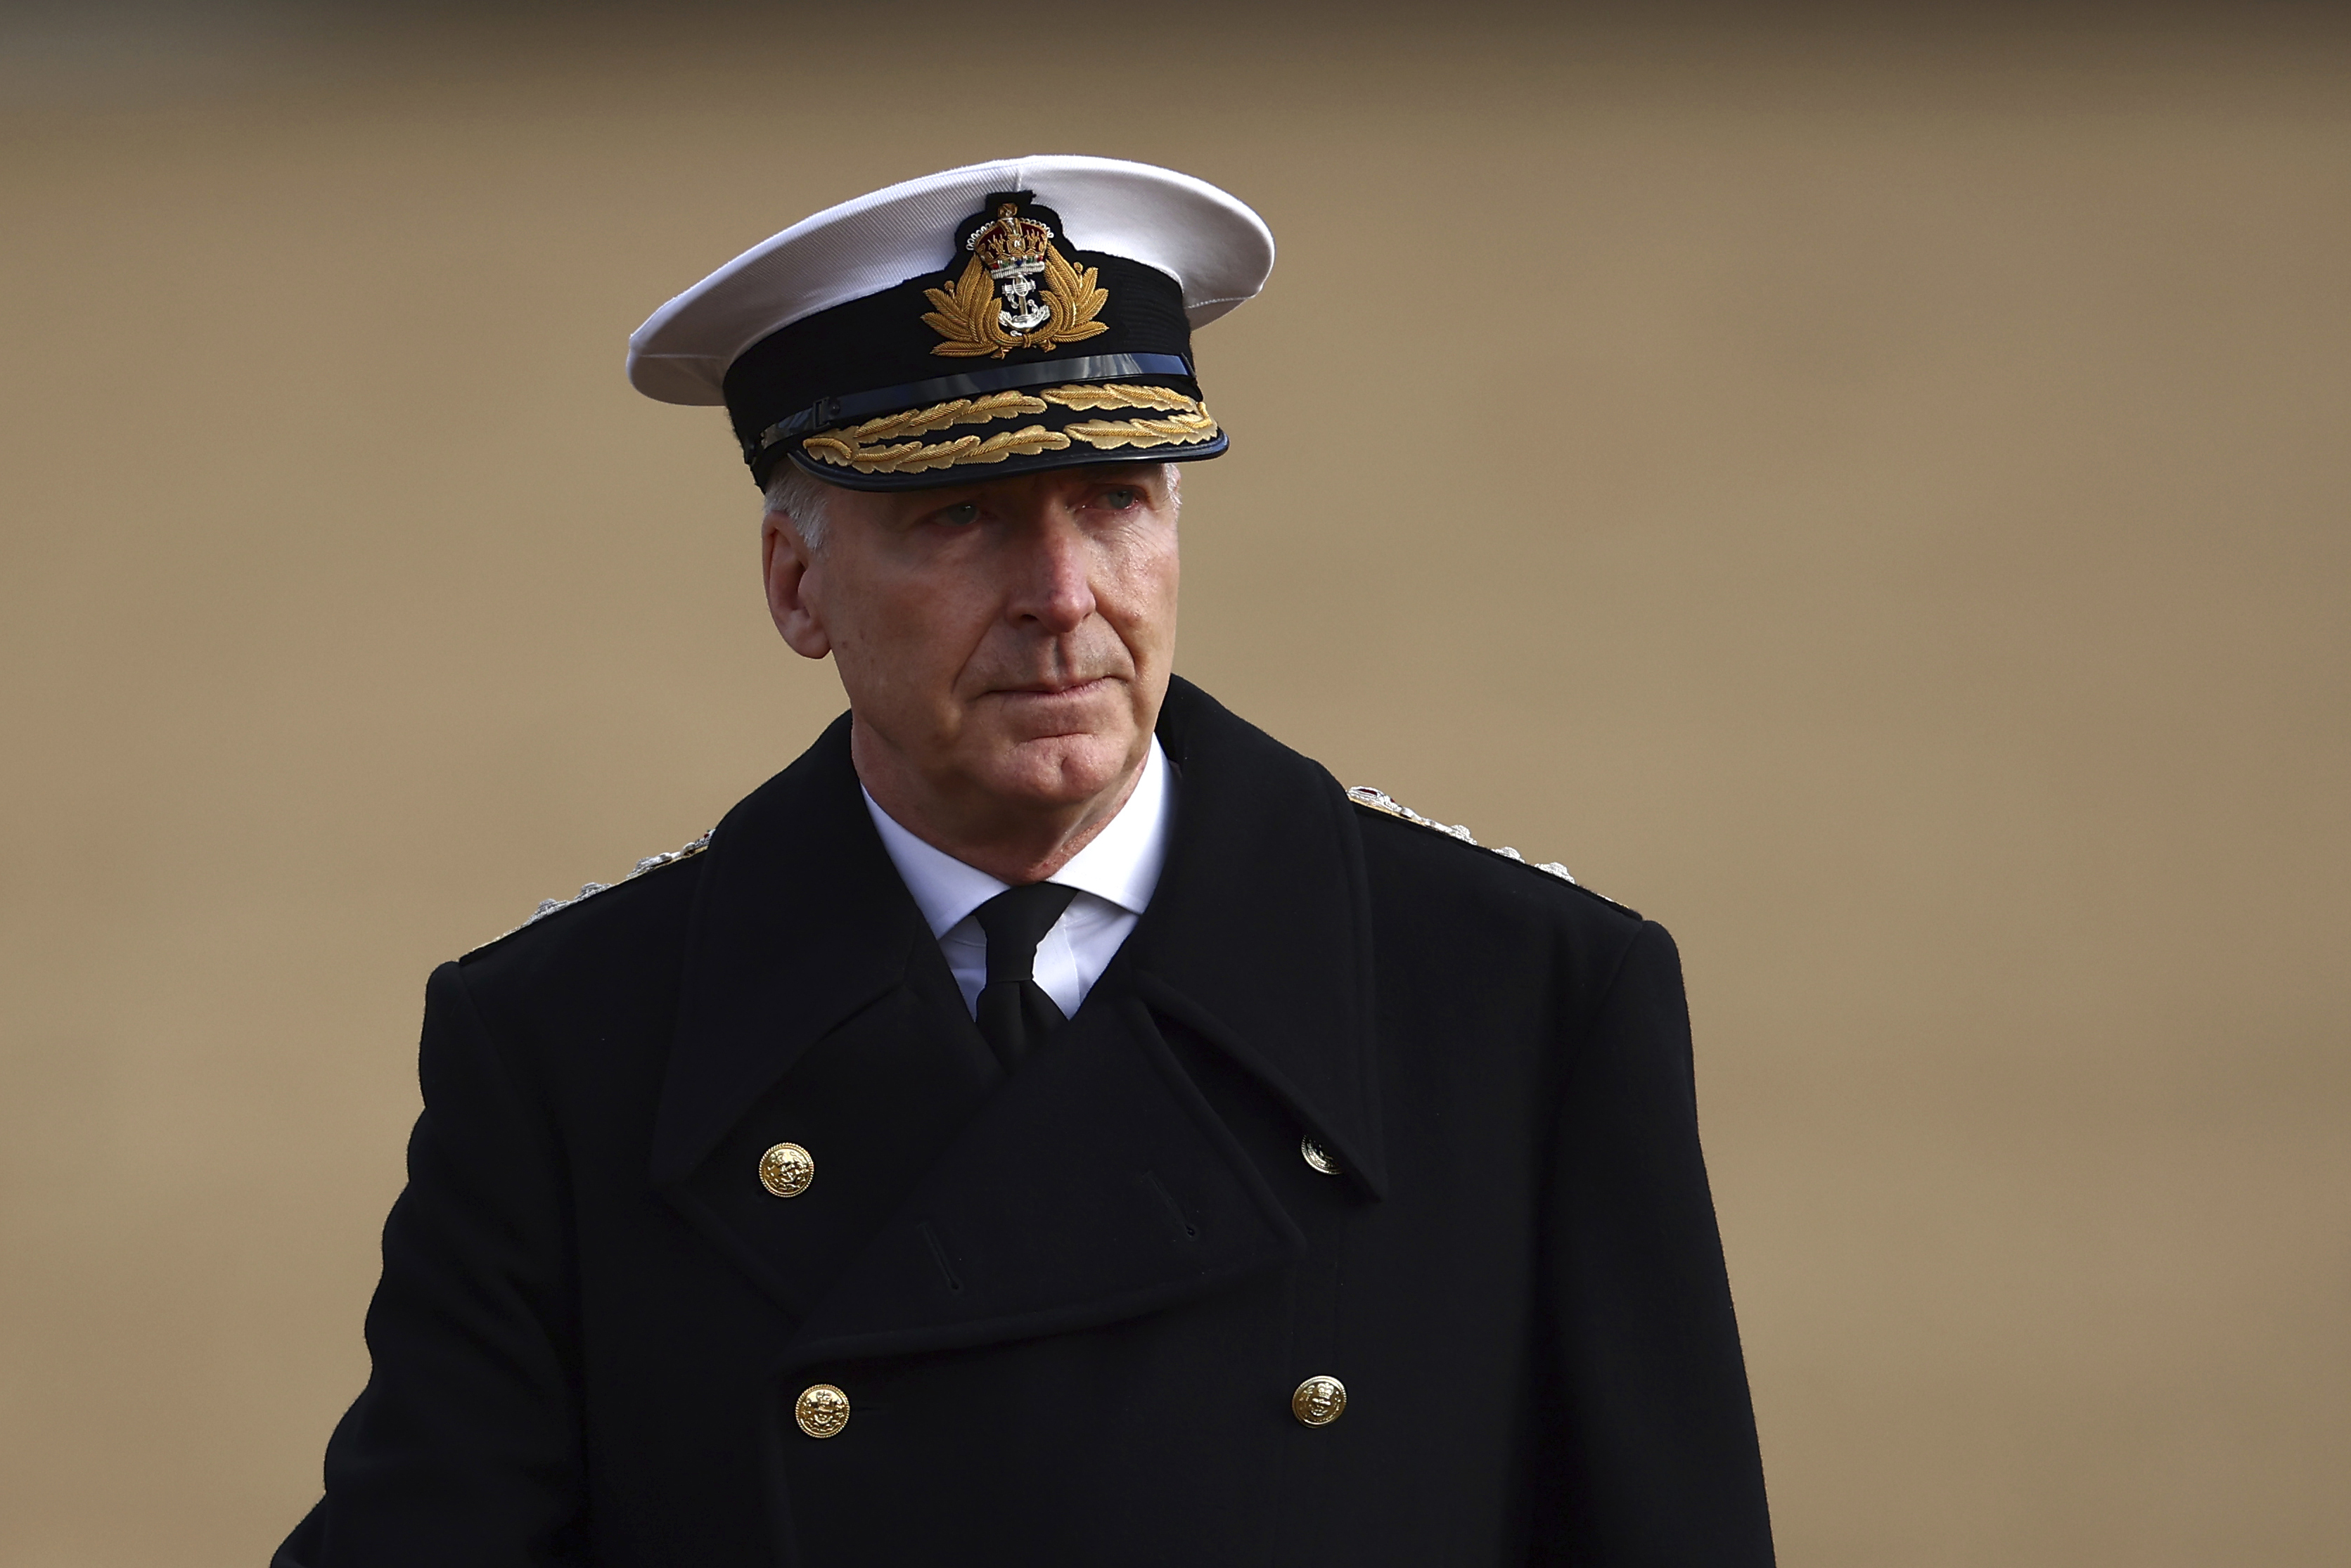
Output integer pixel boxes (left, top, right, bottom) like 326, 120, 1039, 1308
1099, 487, 1140, 510
935, 502, 980, 527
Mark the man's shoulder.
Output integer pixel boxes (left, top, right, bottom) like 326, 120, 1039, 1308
1160, 679, 1648, 944
1344, 785, 1644, 932
451, 828, 715, 1011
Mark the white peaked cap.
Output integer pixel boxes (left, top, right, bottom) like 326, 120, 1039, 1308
627, 155, 1276, 408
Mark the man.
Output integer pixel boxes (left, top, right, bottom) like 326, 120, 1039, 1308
278, 155, 1774, 1566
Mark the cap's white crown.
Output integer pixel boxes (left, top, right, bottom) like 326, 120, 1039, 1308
627, 155, 1276, 408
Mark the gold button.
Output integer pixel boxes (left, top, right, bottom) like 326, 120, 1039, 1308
1292, 1375, 1347, 1427
1299, 1135, 1341, 1176
758, 1142, 814, 1198
794, 1383, 850, 1439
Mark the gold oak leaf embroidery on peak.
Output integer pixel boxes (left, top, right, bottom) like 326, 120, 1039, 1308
1064, 409, 1221, 451
802, 425, 1073, 475
1039, 383, 1201, 413
800, 392, 1054, 473
831, 392, 1046, 446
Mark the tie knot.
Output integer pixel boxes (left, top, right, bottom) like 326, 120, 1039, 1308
973, 882, 1081, 986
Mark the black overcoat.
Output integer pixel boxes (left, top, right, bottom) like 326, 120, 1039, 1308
278, 679, 1773, 1567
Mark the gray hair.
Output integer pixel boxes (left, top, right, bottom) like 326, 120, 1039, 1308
762, 461, 1183, 551
762, 463, 841, 551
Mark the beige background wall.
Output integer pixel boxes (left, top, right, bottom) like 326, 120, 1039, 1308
3, 5, 2346, 1564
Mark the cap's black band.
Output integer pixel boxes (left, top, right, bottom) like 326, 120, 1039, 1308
748, 352, 1194, 459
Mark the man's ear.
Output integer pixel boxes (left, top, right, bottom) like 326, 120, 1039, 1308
762, 512, 833, 660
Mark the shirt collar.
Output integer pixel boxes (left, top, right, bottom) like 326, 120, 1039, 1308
864, 737, 1172, 940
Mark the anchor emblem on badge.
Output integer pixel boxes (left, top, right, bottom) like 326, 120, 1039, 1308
923, 198, 1112, 359
969, 203, 1053, 333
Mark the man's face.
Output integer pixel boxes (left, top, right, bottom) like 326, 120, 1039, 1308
764, 462, 1180, 824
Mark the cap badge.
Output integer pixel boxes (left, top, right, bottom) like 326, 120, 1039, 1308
923, 203, 1111, 359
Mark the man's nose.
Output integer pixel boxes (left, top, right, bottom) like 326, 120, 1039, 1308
1005, 504, 1097, 634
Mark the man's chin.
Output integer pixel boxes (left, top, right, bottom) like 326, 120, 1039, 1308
970, 728, 1144, 812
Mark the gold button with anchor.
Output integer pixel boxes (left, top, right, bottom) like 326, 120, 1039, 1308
758, 1142, 814, 1198
795, 1383, 850, 1438
1291, 1375, 1347, 1426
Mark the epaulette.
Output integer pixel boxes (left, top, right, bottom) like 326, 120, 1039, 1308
1346, 786, 1636, 913
497, 828, 714, 940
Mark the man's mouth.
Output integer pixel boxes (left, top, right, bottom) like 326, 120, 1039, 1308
997, 675, 1115, 698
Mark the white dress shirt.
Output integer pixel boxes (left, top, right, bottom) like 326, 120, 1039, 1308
863, 738, 1173, 1020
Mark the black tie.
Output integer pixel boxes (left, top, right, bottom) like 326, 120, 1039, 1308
972, 882, 1080, 1072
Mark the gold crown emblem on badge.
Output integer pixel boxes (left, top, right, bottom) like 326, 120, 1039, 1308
968, 205, 1055, 276
923, 201, 1111, 359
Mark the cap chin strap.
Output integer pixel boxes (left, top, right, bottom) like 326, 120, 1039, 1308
748, 352, 1194, 459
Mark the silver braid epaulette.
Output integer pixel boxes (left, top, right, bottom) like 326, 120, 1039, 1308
506, 828, 714, 936
1345, 787, 1580, 885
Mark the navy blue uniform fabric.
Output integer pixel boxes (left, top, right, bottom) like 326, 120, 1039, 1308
276, 679, 1774, 1566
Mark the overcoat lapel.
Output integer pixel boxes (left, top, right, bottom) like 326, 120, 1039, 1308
653, 679, 1385, 1363
1134, 678, 1388, 1197
648, 712, 933, 1191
